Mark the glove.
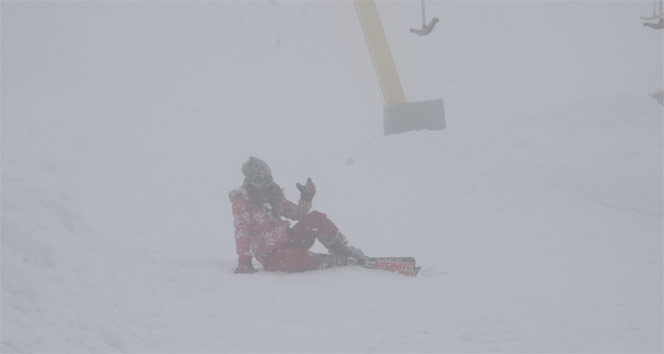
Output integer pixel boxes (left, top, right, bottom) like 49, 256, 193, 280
234, 255, 258, 274
296, 178, 316, 202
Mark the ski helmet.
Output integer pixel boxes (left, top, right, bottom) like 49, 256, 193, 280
242, 156, 272, 179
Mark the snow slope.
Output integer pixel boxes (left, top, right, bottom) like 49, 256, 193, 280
2, 1, 663, 353
3, 93, 662, 352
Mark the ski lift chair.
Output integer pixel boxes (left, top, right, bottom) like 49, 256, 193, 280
642, 0, 664, 29
410, 0, 439, 36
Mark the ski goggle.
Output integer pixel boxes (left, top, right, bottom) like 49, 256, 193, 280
248, 174, 273, 187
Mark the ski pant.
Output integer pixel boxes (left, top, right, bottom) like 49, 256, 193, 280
262, 211, 338, 272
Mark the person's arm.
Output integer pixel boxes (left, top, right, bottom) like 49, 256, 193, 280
280, 198, 312, 221
281, 178, 316, 220
232, 197, 257, 273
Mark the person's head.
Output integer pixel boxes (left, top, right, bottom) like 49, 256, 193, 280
241, 156, 283, 207
242, 156, 273, 191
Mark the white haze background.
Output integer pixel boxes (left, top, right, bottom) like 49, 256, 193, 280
1, 1, 663, 353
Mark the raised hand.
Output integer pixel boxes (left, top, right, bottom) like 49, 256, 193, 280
296, 178, 316, 202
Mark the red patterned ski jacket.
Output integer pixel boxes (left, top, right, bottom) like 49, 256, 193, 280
229, 187, 312, 264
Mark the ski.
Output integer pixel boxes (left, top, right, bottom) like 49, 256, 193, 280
357, 257, 421, 277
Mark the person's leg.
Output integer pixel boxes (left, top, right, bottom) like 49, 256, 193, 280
289, 210, 366, 259
262, 247, 351, 272
261, 212, 343, 272
262, 247, 320, 272
288, 211, 339, 249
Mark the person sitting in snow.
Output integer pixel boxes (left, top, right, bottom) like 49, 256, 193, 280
229, 156, 366, 274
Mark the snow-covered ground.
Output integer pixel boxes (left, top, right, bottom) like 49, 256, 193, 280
2, 1, 662, 353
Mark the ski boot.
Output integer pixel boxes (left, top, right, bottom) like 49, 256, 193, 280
316, 253, 352, 269
320, 232, 366, 262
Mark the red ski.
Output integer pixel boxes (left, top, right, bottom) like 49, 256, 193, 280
358, 257, 421, 277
